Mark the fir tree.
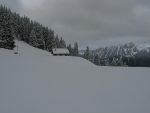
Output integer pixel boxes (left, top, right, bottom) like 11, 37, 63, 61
55, 35, 60, 48
34, 25, 44, 49
60, 37, 66, 48
94, 54, 100, 65
84, 46, 90, 60
29, 29, 38, 47
73, 42, 79, 56
42, 27, 49, 50
0, 6, 15, 49
67, 44, 73, 55
47, 30, 55, 51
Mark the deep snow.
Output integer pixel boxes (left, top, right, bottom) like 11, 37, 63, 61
0, 40, 150, 113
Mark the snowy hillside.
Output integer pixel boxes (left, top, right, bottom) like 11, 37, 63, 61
0, 40, 150, 113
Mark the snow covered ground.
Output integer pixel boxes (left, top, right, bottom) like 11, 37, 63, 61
0, 40, 150, 113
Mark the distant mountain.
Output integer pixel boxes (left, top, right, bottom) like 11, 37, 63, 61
138, 43, 150, 52
80, 42, 150, 67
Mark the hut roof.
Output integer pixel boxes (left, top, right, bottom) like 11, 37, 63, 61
52, 48, 70, 55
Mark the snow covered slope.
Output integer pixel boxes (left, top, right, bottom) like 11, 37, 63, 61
0, 40, 150, 113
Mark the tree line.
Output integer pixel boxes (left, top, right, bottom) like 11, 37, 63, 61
0, 5, 79, 56
82, 43, 150, 67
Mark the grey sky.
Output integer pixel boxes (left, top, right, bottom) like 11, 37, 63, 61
0, 0, 22, 12
1, 0, 150, 48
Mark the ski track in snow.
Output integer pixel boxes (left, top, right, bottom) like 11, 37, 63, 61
0, 40, 150, 113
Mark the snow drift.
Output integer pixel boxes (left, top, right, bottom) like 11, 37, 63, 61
0, 40, 150, 113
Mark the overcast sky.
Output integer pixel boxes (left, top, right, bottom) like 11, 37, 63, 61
1, 0, 150, 48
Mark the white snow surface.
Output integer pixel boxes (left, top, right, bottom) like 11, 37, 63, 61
0, 40, 150, 113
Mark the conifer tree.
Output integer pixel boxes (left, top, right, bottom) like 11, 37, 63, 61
60, 37, 66, 48
0, 6, 15, 49
67, 44, 73, 55
42, 27, 49, 50
55, 35, 60, 48
94, 54, 100, 65
47, 30, 55, 51
29, 29, 38, 47
84, 46, 90, 60
73, 42, 79, 56
34, 25, 44, 49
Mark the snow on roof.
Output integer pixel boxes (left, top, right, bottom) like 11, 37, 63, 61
52, 48, 70, 54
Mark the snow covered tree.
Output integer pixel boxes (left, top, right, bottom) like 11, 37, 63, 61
46, 30, 55, 51
42, 27, 50, 50
60, 37, 66, 48
55, 35, 60, 48
111, 58, 118, 66
29, 29, 38, 47
73, 42, 79, 56
0, 6, 15, 49
34, 25, 45, 49
117, 57, 124, 66
84, 46, 90, 60
67, 44, 73, 56
94, 54, 100, 65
